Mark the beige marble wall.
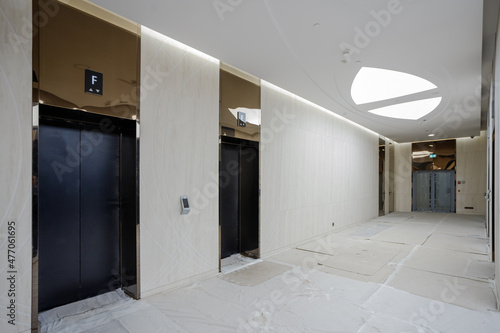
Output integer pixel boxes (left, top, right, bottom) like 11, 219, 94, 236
456, 133, 487, 215
393, 143, 412, 212
0, 0, 32, 332
260, 82, 379, 256
495, 18, 500, 306
139, 27, 220, 297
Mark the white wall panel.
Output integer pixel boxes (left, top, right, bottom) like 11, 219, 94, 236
260, 82, 379, 256
140, 27, 219, 297
456, 133, 487, 215
0, 1, 32, 332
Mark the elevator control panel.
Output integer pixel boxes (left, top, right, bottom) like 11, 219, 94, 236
180, 196, 190, 215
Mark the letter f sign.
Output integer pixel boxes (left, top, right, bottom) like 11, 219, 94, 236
85, 69, 103, 96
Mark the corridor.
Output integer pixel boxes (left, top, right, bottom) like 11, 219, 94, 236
39, 213, 499, 332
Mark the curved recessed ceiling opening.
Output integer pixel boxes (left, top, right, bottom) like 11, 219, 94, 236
351, 67, 441, 120
368, 97, 442, 120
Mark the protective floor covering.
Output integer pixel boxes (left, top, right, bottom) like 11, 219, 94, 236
219, 261, 291, 287
39, 213, 500, 332
220, 253, 262, 274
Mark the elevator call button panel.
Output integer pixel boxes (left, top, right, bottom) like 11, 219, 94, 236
180, 196, 190, 215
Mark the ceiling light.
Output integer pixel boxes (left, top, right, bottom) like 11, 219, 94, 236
412, 151, 432, 158
351, 67, 437, 105
368, 97, 442, 120
428, 133, 435, 137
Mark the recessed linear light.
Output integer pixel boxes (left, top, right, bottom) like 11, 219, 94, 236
428, 134, 435, 137
351, 67, 437, 105
368, 97, 442, 120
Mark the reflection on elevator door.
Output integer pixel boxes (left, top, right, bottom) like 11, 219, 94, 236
219, 138, 259, 259
38, 105, 137, 311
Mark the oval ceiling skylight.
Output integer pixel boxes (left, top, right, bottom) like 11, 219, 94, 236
351, 67, 437, 105
368, 97, 442, 120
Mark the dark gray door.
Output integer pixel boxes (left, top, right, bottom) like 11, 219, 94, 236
413, 170, 455, 212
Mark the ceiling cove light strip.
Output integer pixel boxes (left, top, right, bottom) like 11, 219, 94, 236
351, 67, 437, 105
368, 97, 443, 120
141, 26, 219, 64
262, 80, 380, 137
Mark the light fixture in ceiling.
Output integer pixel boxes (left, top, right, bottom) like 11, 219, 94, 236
351, 67, 438, 105
368, 97, 442, 120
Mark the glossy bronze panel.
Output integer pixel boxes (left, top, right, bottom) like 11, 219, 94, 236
38, 0, 140, 120
220, 67, 261, 141
412, 139, 456, 171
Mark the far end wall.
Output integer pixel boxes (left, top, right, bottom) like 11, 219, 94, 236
392, 134, 487, 214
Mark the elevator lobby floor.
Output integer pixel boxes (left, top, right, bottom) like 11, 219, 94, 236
39, 213, 500, 332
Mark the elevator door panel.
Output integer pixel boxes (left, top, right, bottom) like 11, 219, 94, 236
220, 144, 240, 258
435, 171, 455, 212
413, 171, 431, 211
120, 127, 138, 289
240, 146, 259, 252
80, 123, 120, 299
38, 120, 81, 311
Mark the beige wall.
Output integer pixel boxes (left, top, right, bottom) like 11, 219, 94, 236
456, 133, 487, 215
260, 82, 379, 256
494, 13, 500, 308
0, 0, 32, 332
139, 27, 220, 297
393, 143, 412, 212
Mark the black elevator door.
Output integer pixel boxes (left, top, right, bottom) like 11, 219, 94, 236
38, 116, 120, 311
219, 140, 259, 259
220, 144, 239, 258
240, 146, 259, 252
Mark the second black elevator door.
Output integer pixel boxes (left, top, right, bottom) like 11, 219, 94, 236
38, 113, 120, 311
220, 144, 239, 258
220, 140, 259, 259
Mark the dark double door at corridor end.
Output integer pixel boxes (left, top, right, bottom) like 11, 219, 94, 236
413, 170, 455, 212
37, 105, 137, 311
219, 138, 259, 259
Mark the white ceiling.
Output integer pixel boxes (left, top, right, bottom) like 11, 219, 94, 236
90, 0, 493, 143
